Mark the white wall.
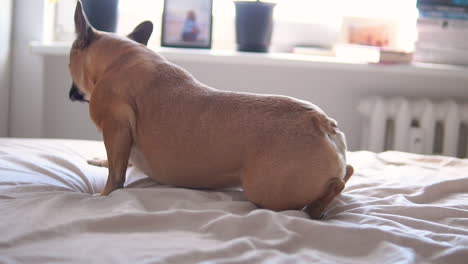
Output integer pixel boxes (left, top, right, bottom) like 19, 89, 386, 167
39, 53, 468, 151
9, 0, 45, 137
0, 0, 13, 136
42, 55, 103, 141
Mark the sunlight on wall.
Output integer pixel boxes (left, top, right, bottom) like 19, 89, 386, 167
213, 0, 418, 23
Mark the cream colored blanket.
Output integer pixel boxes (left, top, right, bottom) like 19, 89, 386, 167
0, 138, 467, 263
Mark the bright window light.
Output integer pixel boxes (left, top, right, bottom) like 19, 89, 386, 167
49, 0, 418, 51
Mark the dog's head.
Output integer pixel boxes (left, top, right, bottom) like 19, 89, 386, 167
68, 0, 153, 103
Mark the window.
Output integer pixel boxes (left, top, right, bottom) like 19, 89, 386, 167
48, 0, 417, 51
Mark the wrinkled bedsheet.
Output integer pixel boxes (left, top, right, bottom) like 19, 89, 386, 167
0, 138, 467, 264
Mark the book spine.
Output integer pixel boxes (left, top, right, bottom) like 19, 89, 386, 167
418, 4, 468, 13
417, 34, 468, 45
417, 0, 468, 7
418, 17, 468, 28
416, 40, 468, 50
419, 10, 468, 19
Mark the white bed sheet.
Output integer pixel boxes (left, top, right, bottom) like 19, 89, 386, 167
0, 138, 467, 264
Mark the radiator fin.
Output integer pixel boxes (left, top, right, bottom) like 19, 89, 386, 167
458, 123, 468, 158
359, 97, 468, 158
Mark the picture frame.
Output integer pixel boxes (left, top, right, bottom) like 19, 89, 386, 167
339, 16, 399, 49
161, 0, 213, 49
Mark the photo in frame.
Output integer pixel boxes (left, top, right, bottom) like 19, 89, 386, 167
340, 17, 398, 49
161, 0, 213, 49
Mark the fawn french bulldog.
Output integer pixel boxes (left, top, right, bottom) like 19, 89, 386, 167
68, 1, 353, 219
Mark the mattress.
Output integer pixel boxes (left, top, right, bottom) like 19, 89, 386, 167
0, 138, 467, 264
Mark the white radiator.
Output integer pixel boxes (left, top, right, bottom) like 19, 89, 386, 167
358, 97, 468, 158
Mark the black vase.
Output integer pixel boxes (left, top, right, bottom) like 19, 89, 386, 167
234, 1, 276, 52
82, 0, 119, 32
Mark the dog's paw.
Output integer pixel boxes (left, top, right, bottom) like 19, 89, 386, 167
87, 158, 133, 168
87, 158, 109, 168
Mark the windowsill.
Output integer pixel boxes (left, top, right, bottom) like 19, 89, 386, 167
30, 41, 468, 78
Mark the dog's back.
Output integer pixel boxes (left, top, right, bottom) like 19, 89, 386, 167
108, 50, 349, 209
87, 34, 351, 212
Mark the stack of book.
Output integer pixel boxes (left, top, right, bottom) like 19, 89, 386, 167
293, 45, 413, 65
415, 0, 468, 65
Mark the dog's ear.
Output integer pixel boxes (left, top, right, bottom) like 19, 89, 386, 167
127, 21, 153, 46
74, 0, 95, 49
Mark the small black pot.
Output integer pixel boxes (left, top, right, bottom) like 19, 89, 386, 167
234, 1, 276, 52
82, 0, 119, 32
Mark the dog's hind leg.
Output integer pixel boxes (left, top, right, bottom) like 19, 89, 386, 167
304, 165, 353, 219
100, 121, 133, 196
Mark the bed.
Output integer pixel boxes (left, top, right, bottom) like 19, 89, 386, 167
0, 138, 467, 263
